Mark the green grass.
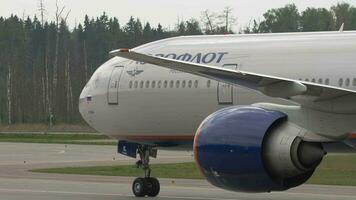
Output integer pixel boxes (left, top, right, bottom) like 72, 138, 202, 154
0, 124, 95, 133
31, 154, 356, 186
31, 162, 202, 179
307, 154, 356, 186
0, 133, 116, 145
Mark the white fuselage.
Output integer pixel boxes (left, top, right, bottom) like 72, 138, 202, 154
79, 31, 356, 144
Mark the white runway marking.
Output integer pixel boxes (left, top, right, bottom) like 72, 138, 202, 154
57, 150, 66, 154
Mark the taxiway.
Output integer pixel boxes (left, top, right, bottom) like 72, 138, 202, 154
0, 142, 354, 200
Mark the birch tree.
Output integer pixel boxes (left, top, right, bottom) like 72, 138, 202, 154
201, 10, 217, 34
7, 64, 12, 125
218, 6, 237, 33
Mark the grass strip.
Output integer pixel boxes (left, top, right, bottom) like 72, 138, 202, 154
0, 133, 116, 145
31, 154, 356, 186
31, 162, 202, 179
307, 154, 356, 186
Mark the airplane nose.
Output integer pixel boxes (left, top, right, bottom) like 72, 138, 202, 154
79, 91, 86, 120
79, 85, 92, 124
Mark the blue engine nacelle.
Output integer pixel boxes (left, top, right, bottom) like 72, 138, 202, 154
194, 106, 325, 193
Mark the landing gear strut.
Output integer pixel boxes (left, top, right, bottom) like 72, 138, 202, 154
132, 145, 160, 197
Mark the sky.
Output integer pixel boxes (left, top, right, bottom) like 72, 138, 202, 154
1, 0, 356, 31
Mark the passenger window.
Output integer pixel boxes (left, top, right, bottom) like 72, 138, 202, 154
339, 78, 343, 87
194, 80, 199, 88
129, 81, 133, 88
158, 80, 162, 88
311, 78, 315, 83
170, 80, 174, 88
182, 80, 186, 88
353, 78, 356, 86
305, 78, 309, 82
164, 80, 168, 88
152, 81, 156, 88
140, 81, 144, 88
145, 81, 150, 88
325, 79, 330, 85
188, 80, 192, 88
318, 78, 322, 84
176, 80, 180, 88
134, 81, 138, 88
207, 80, 211, 88
346, 78, 350, 87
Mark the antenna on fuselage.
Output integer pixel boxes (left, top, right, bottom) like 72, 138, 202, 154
339, 23, 345, 32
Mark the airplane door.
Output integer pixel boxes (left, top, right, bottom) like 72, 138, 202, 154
218, 64, 238, 104
107, 66, 124, 105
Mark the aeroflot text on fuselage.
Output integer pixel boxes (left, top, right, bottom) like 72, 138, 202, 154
137, 52, 229, 64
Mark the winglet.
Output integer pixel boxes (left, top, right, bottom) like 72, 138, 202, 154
109, 48, 131, 57
339, 23, 344, 32
119, 48, 130, 53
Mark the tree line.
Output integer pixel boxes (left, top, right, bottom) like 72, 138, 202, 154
0, 3, 355, 126
243, 3, 356, 33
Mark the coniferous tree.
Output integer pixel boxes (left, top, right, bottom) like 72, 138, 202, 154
0, 3, 355, 126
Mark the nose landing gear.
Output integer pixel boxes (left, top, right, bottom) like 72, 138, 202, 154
132, 145, 160, 197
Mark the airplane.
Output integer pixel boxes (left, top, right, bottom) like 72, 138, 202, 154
79, 31, 356, 197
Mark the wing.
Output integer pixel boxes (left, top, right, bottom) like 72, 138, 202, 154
110, 49, 356, 102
